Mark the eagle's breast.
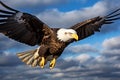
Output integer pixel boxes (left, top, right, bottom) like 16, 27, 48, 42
49, 40, 66, 54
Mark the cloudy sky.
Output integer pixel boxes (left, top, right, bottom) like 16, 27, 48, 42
0, 0, 120, 80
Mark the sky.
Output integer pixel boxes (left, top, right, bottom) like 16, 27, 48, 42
0, 0, 120, 80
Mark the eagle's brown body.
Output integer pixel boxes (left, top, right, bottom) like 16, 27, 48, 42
39, 27, 69, 60
0, 1, 120, 69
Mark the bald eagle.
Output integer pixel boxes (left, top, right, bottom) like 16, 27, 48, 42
0, 1, 120, 69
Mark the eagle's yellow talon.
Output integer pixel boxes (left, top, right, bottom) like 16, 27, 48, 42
49, 58, 56, 69
40, 57, 45, 68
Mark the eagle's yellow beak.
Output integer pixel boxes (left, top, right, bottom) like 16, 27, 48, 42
71, 33, 78, 41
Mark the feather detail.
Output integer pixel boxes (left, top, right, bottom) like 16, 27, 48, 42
31, 59, 38, 67
17, 49, 38, 66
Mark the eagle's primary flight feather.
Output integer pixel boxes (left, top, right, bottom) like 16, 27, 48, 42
0, 1, 120, 69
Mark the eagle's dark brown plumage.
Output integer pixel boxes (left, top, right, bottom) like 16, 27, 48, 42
0, 1, 120, 69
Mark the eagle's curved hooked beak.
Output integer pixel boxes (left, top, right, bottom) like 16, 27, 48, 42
71, 33, 78, 41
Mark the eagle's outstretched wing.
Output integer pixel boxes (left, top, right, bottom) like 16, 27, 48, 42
70, 8, 120, 40
0, 1, 51, 46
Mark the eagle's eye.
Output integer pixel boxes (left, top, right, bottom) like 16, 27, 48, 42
65, 32, 67, 34
65, 32, 73, 35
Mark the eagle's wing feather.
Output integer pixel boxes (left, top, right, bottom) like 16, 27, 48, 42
0, 1, 51, 46
70, 8, 120, 40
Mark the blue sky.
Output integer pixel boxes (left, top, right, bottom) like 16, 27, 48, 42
0, 0, 120, 80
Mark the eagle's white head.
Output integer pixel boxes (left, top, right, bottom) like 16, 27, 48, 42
57, 28, 78, 42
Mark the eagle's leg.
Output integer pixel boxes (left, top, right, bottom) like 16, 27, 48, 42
49, 53, 62, 69
40, 57, 45, 68
49, 58, 56, 69
38, 45, 48, 68
49, 54, 61, 69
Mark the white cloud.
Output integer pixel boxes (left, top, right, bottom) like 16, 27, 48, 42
102, 36, 120, 49
95, 56, 106, 62
99, 36, 120, 62
75, 54, 92, 63
64, 56, 73, 61
37, 1, 107, 28
102, 49, 120, 55
0, 52, 22, 66
64, 53, 92, 63
68, 44, 98, 53
65, 66, 82, 71
52, 73, 64, 78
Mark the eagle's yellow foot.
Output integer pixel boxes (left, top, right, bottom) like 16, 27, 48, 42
49, 58, 56, 69
40, 57, 45, 68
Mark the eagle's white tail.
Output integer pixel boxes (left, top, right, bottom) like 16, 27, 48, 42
17, 49, 42, 67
